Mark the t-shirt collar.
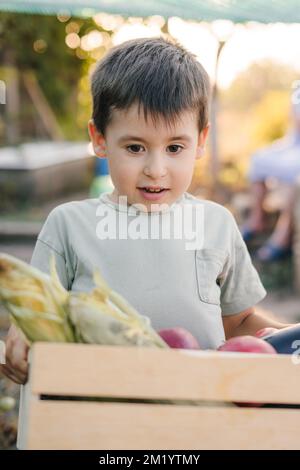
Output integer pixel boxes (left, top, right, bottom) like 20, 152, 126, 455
98, 192, 186, 215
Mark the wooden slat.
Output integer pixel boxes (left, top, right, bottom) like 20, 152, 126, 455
30, 343, 300, 404
26, 401, 300, 450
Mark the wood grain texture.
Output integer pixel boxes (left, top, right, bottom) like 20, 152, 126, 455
22, 343, 300, 450
26, 401, 300, 450
30, 343, 300, 403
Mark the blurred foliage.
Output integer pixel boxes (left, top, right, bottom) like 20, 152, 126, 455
217, 160, 245, 190
250, 90, 290, 147
221, 60, 298, 111
0, 12, 113, 141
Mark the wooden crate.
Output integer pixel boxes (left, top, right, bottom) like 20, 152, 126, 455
20, 343, 300, 450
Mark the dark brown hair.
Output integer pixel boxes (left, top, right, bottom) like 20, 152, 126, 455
91, 37, 210, 135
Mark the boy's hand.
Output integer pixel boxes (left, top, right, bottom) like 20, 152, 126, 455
0, 324, 29, 385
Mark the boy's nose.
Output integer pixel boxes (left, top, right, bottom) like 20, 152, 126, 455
143, 155, 167, 179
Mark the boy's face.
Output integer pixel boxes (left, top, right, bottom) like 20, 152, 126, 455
89, 104, 209, 211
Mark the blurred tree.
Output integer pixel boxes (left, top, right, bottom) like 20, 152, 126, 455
221, 60, 298, 111
0, 12, 108, 143
250, 89, 290, 148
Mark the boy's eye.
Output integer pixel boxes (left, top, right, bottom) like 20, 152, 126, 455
126, 144, 144, 153
126, 144, 183, 154
167, 144, 183, 154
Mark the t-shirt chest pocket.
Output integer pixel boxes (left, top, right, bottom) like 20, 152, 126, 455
195, 249, 228, 305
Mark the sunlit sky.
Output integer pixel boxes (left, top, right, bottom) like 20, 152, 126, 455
109, 17, 300, 89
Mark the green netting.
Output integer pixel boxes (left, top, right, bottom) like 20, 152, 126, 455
0, 0, 300, 23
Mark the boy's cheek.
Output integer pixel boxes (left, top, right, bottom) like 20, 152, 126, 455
112, 164, 137, 183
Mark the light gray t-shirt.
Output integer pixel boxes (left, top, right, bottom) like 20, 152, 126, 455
30, 191, 266, 350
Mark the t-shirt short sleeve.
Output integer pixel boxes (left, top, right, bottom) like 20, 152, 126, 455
30, 206, 76, 290
220, 212, 267, 315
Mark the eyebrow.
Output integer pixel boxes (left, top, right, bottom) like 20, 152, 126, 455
117, 134, 192, 144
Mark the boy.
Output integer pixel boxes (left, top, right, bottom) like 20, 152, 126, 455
2, 37, 291, 387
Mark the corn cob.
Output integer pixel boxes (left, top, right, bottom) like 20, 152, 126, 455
0, 253, 167, 348
0, 253, 75, 343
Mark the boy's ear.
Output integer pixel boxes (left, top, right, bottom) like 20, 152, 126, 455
196, 124, 210, 159
88, 119, 106, 158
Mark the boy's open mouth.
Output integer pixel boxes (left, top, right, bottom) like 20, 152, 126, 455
137, 186, 170, 201
138, 187, 169, 193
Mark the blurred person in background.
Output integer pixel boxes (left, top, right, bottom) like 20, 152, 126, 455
242, 96, 300, 262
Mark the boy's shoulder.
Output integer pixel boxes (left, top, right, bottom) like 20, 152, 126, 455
51, 197, 100, 212
45, 197, 100, 225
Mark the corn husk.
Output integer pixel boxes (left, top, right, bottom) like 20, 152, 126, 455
0, 253, 75, 343
68, 271, 167, 348
0, 253, 167, 348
